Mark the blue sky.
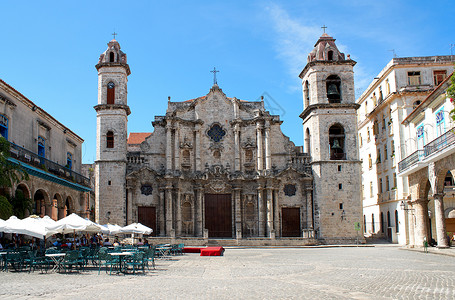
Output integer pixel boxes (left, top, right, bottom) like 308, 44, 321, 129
1, 1, 454, 164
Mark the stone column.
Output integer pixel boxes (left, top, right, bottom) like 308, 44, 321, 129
165, 184, 173, 236
174, 128, 180, 170
234, 187, 242, 238
265, 122, 271, 170
434, 193, 449, 248
159, 189, 166, 236
234, 124, 240, 172
196, 187, 203, 236
257, 186, 264, 236
194, 125, 201, 171
273, 189, 280, 236
45, 202, 52, 218
165, 123, 173, 170
306, 188, 314, 230
413, 198, 429, 247
266, 187, 274, 237
126, 188, 133, 225
256, 122, 263, 172
176, 192, 182, 236
404, 200, 415, 246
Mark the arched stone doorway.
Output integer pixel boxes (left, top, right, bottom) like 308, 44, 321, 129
15, 183, 31, 218
33, 189, 49, 218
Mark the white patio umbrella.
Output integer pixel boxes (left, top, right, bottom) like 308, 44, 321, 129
0, 215, 48, 239
119, 223, 153, 235
45, 213, 103, 237
100, 224, 122, 235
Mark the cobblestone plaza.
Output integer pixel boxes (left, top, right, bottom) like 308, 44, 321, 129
1, 246, 454, 299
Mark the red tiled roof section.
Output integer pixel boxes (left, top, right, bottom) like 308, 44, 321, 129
128, 132, 152, 145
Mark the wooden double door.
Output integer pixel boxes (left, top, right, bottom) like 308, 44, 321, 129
138, 206, 156, 237
282, 207, 301, 237
205, 194, 232, 238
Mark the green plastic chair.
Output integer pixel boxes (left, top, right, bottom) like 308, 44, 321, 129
97, 248, 118, 275
125, 252, 145, 275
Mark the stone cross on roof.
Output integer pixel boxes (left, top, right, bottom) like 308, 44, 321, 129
210, 67, 219, 85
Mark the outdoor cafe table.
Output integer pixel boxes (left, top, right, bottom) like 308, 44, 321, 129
109, 252, 133, 274
45, 253, 66, 272
156, 245, 172, 259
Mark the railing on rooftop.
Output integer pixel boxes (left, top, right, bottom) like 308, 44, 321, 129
8, 142, 90, 187
398, 150, 424, 173
423, 128, 455, 158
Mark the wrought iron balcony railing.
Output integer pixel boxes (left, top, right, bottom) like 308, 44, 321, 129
423, 128, 455, 158
8, 142, 90, 188
398, 150, 424, 172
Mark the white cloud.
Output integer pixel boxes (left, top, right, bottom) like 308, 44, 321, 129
264, 4, 320, 79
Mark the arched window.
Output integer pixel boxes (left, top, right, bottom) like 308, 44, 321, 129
109, 52, 115, 62
327, 50, 334, 61
380, 212, 384, 233
303, 81, 310, 108
326, 75, 341, 103
305, 128, 311, 155
395, 210, 399, 233
387, 211, 391, 228
363, 215, 366, 233
329, 124, 345, 160
107, 82, 115, 104
0, 114, 8, 140
106, 131, 114, 148
66, 152, 72, 169
38, 136, 45, 157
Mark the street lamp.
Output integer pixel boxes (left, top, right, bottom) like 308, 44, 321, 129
400, 201, 414, 212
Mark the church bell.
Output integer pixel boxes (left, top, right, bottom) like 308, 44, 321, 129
327, 83, 340, 97
331, 139, 342, 149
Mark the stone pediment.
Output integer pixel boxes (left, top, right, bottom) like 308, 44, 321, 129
126, 166, 161, 180
276, 166, 312, 179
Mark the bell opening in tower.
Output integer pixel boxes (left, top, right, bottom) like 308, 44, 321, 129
326, 75, 341, 103
329, 124, 345, 160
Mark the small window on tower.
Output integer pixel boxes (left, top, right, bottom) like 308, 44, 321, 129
109, 52, 115, 62
106, 131, 114, 148
328, 50, 334, 61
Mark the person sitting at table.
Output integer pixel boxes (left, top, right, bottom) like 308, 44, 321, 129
53, 239, 62, 248
137, 238, 144, 246
113, 237, 120, 247
103, 238, 113, 246
144, 239, 149, 247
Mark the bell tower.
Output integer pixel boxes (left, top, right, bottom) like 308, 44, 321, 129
299, 33, 362, 243
94, 38, 131, 225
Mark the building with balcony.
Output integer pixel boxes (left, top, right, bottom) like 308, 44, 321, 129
398, 72, 455, 248
357, 56, 454, 244
0, 79, 91, 220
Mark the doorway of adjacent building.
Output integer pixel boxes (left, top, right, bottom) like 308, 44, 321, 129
282, 207, 301, 237
204, 194, 232, 238
138, 206, 156, 237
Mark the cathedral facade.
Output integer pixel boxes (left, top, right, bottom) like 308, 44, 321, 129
95, 34, 362, 245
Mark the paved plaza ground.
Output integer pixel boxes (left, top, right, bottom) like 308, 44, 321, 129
1, 245, 454, 299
